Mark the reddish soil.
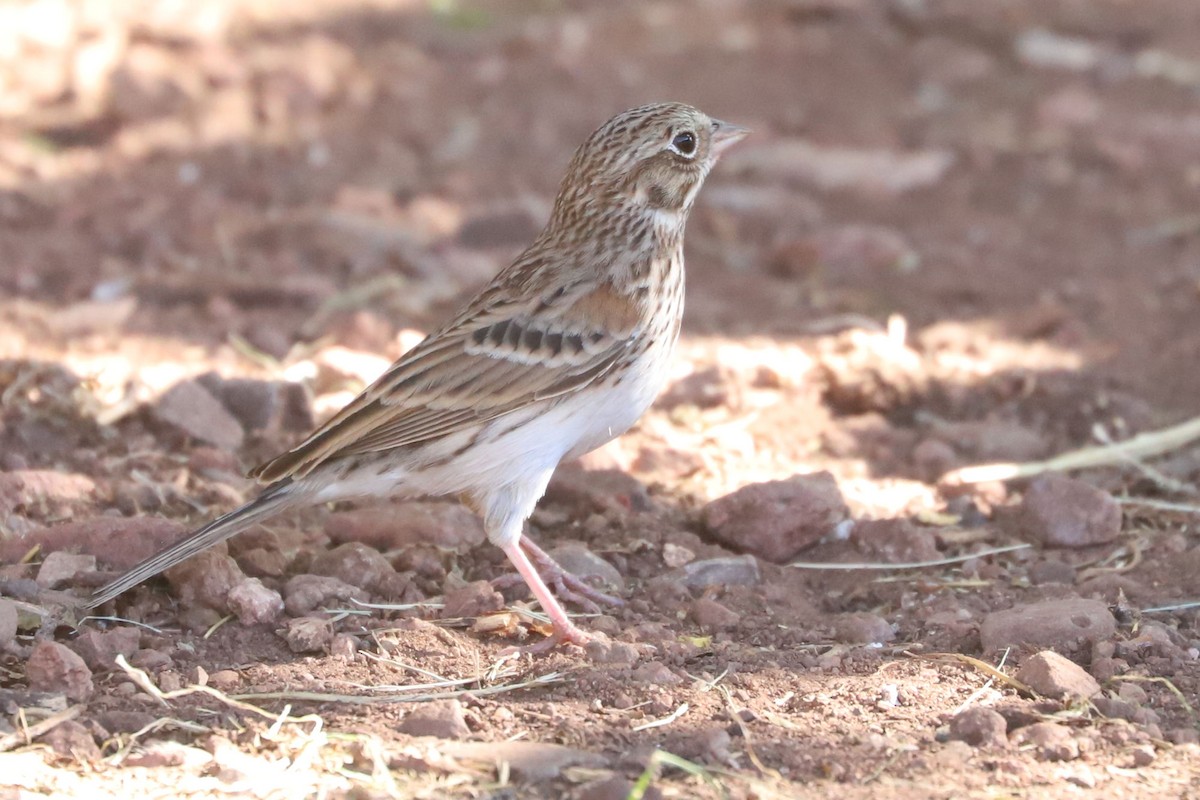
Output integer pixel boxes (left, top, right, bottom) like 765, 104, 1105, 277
2, 1, 1200, 797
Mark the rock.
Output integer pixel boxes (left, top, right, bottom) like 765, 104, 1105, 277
35, 551, 96, 588
326, 502, 485, 551
442, 580, 504, 619
1015, 651, 1101, 699
579, 777, 647, 800
237, 547, 289, 578
680, 555, 761, 589
283, 574, 369, 616
691, 598, 739, 631
438, 741, 606, 781
308, 346, 392, 390
1017, 476, 1121, 548
1091, 695, 1138, 721
775, 225, 917, 282
226, 578, 284, 625
0, 470, 95, 516
1011, 721, 1079, 761
281, 616, 334, 653
165, 551, 244, 611
912, 439, 958, 481
544, 466, 652, 515
662, 542, 696, 568
208, 670, 241, 692
197, 373, 313, 434
832, 612, 896, 645
816, 330, 927, 415
657, 366, 738, 410
631, 661, 684, 685
1117, 681, 1148, 706
71, 627, 141, 671
1028, 559, 1077, 585
703, 472, 848, 563
26, 641, 94, 701
152, 379, 244, 450
399, 699, 470, 739
548, 543, 624, 593
584, 638, 640, 665
980, 598, 1116, 653
0, 598, 16, 647
727, 139, 955, 194
39, 720, 99, 761
1, 517, 186, 569
331, 633, 358, 659
849, 518, 939, 564
948, 707, 1008, 747
311, 542, 407, 596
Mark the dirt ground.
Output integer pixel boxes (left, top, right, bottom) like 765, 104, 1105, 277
2, 1, 1200, 797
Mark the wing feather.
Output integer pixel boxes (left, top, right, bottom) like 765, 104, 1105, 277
249, 277, 642, 482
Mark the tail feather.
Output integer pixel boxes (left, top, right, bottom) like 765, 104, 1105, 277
85, 481, 298, 610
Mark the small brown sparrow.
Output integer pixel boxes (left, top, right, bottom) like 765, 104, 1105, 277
88, 102, 747, 649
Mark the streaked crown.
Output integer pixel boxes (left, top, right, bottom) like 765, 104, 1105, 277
547, 103, 747, 237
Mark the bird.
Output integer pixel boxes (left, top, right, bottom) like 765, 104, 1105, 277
86, 102, 748, 650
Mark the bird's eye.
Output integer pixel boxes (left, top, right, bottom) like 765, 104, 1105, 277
670, 130, 697, 157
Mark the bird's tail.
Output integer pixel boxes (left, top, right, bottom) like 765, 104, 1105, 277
85, 481, 299, 610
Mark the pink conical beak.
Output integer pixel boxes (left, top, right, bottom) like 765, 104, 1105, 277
711, 119, 750, 156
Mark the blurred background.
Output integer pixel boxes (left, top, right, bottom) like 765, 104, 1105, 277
4, 4, 1200, 793
1, 0, 1197, 405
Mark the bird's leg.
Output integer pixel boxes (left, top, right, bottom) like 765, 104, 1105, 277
499, 538, 591, 651
491, 535, 625, 612
518, 535, 625, 611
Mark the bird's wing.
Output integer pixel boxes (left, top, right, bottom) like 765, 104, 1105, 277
250, 276, 643, 482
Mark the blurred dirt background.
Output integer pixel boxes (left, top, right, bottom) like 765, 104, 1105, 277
2, 0, 1200, 797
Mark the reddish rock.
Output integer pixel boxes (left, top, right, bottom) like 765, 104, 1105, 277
690, 597, 739, 631
703, 472, 848, 563
165, 551, 245, 611
72, 627, 141, 671
849, 518, 939, 564
326, 501, 485, 551
0, 470, 95, 516
27, 641, 94, 701
399, 698, 470, 739
281, 616, 333, 653
948, 707, 1008, 748
442, 580, 504, 619
1015, 651, 1101, 699
311, 542, 407, 596
980, 598, 1115, 654
657, 366, 738, 410
1011, 722, 1079, 761
548, 543, 624, 593
680, 555, 761, 589
196, 373, 313, 434
153, 379, 245, 450
39, 720, 100, 761
832, 612, 896, 644
35, 551, 96, 588
1017, 476, 1121, 548
1, 516, 187, 569
283, 574, 368, 616
544, 465, 652, 515
226, 578, 284, 625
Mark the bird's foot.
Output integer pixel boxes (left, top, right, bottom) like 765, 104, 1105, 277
513, 535, 625, 613
500, 615, 593, 656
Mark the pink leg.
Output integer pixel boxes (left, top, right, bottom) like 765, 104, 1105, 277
500, 539, 591, 651
519, 536, 625, 611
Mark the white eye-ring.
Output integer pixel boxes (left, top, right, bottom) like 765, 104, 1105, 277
669, 130, 697, 158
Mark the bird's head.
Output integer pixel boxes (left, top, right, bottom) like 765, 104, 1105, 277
549, 103, 748, 237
